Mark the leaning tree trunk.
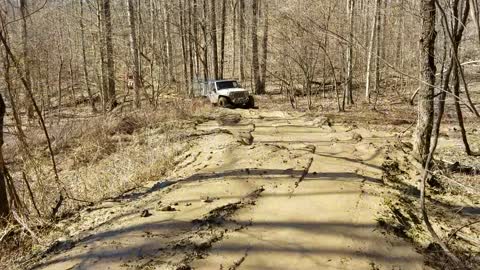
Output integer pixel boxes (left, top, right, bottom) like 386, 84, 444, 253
450, 0, 472, 154
414, 0, 436, 164
0, 93, 8, 221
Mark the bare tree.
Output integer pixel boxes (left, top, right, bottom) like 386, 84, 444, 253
259, 0, 269, 94
0, 93, 8, 221
365, 0, 380, 102
126, 0, 141, 108
345, 0, 354, 105
163, 1, 175, 83
220, 0, 227, 79
239, 0, 246, 82
20, 0, 34, 119
79, 0, 96, 112
101, 0, 116, 110
211, 0, 219, 79
414, 0, 436, 163
252, 0, 262, 94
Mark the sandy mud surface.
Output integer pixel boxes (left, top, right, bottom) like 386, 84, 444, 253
32, 110, 425, 270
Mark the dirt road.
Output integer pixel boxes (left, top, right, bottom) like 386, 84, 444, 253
34, 110, 424, 270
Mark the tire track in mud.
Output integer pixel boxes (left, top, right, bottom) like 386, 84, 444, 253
141, 188, 265, 270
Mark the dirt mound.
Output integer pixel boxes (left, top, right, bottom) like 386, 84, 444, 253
108, 116, 140, 135
216, 113, 242, 126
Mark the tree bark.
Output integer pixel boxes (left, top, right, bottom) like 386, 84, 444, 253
20, 0, 34, 119
179, 0, 190, 93
259, 0, 269, 94
252, 0, 261, 94
79, 0, 96, 113
101, 0, 116, 110
471, 0, 480, 49
345, 0, 355, 105
232, 1, 238, 78
187, 0, 195, 91
414, 0, 436, 164
163, 1, 175, 83
211, 0, 219, 79
0, 93, 8, 221
202, 0, 210, 80
365, 0, 380, 102
373, 0, 382, 103
126, 0, 141, 108
239, 0, 246, 82
220, 0, 227, 79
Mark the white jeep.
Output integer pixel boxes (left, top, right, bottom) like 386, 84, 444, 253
200, 80, 255, 108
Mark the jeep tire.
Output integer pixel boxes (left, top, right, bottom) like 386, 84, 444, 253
218, 96, 229, 108
245, 95, 255, 109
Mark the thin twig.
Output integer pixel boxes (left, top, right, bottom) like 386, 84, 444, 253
446, 220, 480, 245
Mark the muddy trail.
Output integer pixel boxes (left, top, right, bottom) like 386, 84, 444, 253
31, 110, 424, 270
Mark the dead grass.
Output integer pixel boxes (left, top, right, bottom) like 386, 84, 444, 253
0, 98, 213, 269
380, 143, 480, 270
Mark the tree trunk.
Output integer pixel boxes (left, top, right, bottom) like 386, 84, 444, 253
101, 0, 116, 110
220, 0, 227, 79
251, 0, 261, 94
450, 0, 472, 154
57, 54, 64, 114
193, 0, 201, 79
20, 0, 34, 119
126, 0, 141, 108
239, 0, 246, 82
345, 0, 355, 105
163, 1, 175, 83
187, 0, 195, 93
179, 0, 190, 93
232, 1, 238, 78
202, 0, 210, 80
414, 0, 436, 164
452, 62, 472, 154
0, 93, 8, 221
95, 0, 107, 111
365, 0, 380, 102
259, 0, 268, 94
79, 0, 96, 113
373, 0, 382, 101
471, 0, 480, 48
210, 0, 219, 79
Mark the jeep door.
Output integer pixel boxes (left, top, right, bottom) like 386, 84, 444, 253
207, 81, 219, 104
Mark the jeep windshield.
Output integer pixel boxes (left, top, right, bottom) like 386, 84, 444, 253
216, 81, 240, 90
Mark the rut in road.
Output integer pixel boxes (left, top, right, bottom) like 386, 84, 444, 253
32, 110, 424, 270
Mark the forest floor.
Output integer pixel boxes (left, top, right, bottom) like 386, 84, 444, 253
20, 97, 479, 270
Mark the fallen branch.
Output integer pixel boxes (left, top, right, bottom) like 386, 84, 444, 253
294, 157, 314, 189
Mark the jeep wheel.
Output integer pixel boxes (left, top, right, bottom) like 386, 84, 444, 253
218, 97, 229, 108
245, 95, 255, 109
